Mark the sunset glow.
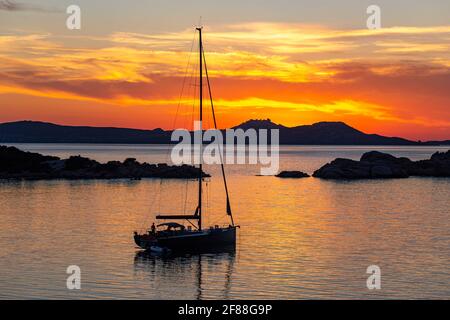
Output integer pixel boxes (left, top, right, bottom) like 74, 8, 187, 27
1, 3, 449, 140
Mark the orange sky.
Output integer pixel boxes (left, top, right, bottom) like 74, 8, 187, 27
1, 22, 450, 140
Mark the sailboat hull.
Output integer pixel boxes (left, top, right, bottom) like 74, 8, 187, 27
134, 226, 237, 252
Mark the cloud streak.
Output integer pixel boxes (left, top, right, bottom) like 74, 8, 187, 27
0, 0, 61, 13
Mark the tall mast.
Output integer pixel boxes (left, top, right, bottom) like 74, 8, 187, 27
197, 27, 203, 231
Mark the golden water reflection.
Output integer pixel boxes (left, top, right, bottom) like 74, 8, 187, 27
0, 145, 449, 299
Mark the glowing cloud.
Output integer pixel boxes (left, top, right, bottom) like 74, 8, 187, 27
0, 23, 449, 139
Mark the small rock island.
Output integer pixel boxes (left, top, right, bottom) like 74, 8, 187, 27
276, 171, 310, 178
313, 150, 450, 179
0, 145, 209, 180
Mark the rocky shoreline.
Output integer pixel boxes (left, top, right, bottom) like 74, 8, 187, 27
2, 145, 449, 181
0, 146, 209, 180
312, 150, 450, 179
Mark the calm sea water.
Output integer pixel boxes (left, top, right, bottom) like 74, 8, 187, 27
0, 144, 449, 299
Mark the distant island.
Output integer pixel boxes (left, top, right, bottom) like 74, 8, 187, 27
1, 119, 449, 146
0, 145, 208, 180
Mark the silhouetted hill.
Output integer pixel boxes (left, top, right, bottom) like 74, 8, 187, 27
284, 121, 416, 145
0, 120, 449, 145
233, 119, 420, 145
0, 121, 171, 143
233, 118, 287, 130
422, 140, 450, 146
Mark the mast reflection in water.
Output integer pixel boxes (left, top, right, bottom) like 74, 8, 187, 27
134, 248, 236, 300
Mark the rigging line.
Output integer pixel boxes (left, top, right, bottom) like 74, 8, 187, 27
179, 42, 199, 216
202, 44, 235, 226
171, 30, 196, 130
190, 50, 198, 131
139, 181, 158, 232
157, 179, 162, 216
205, 180, 209, 216
191, 50, 199, 215
155, 32, 196, 225
165, 30, 197, 163
186, 219, 198, 230
178, 46, 199, 217
143, 180, 163, 229
207, 181, 211, 227
182, 37, 198, 132
186, 40, 199, 129
172, 33, 198, 219
182, 178, 188, 215
188, 42, 198, 154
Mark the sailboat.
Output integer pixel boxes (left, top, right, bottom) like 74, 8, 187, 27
133, 27, 238, 252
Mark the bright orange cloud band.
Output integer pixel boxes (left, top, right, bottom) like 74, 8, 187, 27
0, 23, 449, 140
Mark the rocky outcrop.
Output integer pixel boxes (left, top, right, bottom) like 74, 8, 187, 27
0, 145, 209, 180
313, 150, 450, 179
410, 151, 450, 177
276, 171, 310, 178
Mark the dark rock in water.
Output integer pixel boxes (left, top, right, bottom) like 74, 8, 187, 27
124, 158, 138, 166
276, 171, 310, 178
0, 145, 209, 180
411, 150, 450, 177
430, 150, 450, 162
313, 150, 450, 179
64, 155, 99, 171
360, 151, 411, 165
312, 158, 372, 179
0, 145, 59, 174
360, 151, 411, 178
